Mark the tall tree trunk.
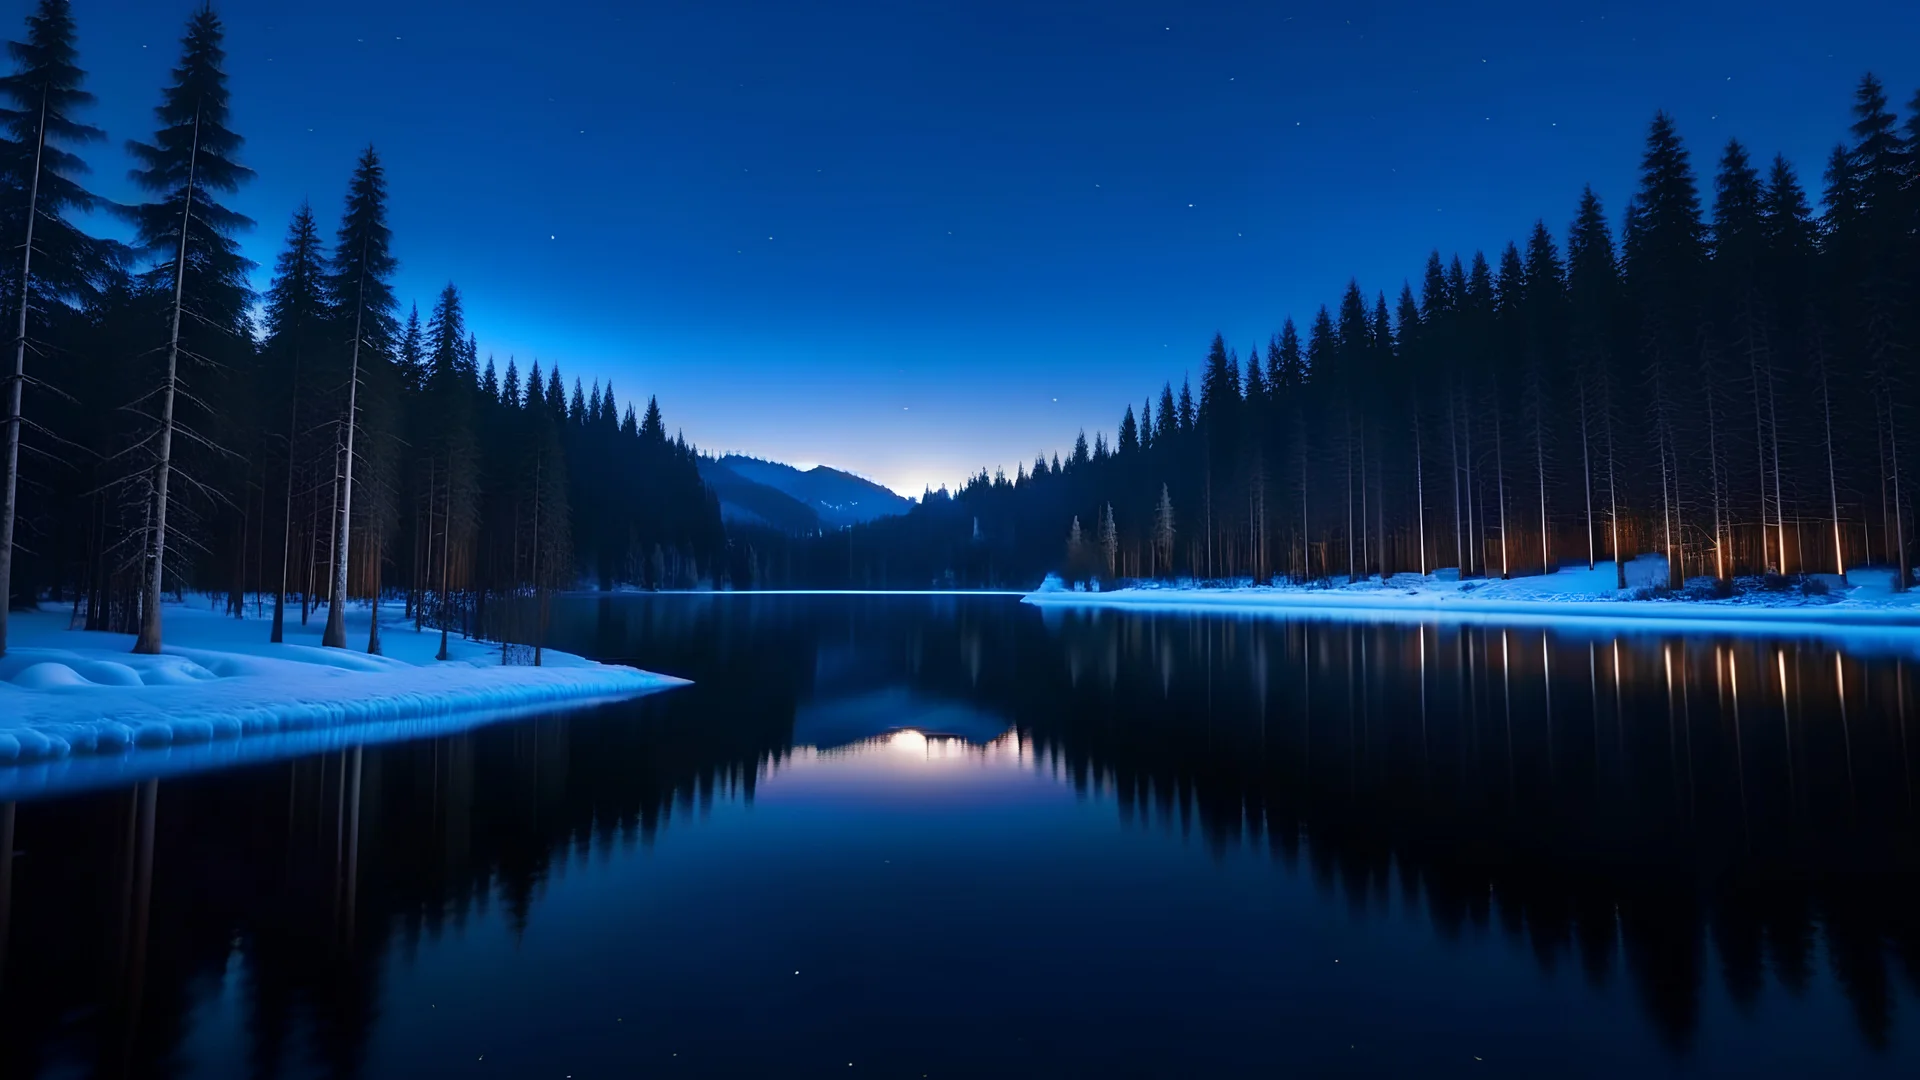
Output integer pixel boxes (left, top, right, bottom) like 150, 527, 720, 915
1449, 397, 1462, 573
365, 524, 383, 654
1495, 413, 1510, 579
1891, 390, 1910, 593
1299, 451, 1308, 582
1344, 411, 1354, 580
1606, 401, 1624, 590
135, 106, 203, 655
1463, 400, 1477, 578
437, 451, 453, 660
271, 358, 300, 643
1359, 424, 1370, 580
1579, 378, 1594, 570
1706, 378, 1727, 583
323, 242, 371, 648
1819, 353, 1846, 582
1534, 380, 1550, 575
1414, 409, 1427, 576
1766, 362, 1786, 575
1749, 330, 1772, 573
0, 95, 48, 658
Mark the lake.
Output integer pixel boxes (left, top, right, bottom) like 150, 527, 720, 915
2, 593, 1918, 1077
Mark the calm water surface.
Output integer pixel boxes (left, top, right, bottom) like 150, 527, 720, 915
2, 594, 1919, 1077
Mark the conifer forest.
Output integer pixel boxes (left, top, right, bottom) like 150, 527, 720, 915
0, 2, 723, 659
768, 74, 1920, 594
5, 1, 1920, 622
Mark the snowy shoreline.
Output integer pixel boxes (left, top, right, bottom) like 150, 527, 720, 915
1023, 559, 1920, 635
0, 600, 686, 779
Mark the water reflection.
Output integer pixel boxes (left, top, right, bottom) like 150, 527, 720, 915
0, 595, 1916, 1076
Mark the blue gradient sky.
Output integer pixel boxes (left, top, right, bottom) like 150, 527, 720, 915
71, 0, 1920, 497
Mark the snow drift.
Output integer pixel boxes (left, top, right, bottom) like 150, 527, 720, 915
0, 601, 686, 773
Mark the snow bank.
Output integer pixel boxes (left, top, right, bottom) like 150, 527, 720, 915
1025, 559, 1920, 639
0, 600, 686, 781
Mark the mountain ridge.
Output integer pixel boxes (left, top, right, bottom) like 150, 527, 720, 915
697, 454, 914, 533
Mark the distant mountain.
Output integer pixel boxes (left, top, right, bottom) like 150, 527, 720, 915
706, 454, 913, 530
696, 457, 821, 533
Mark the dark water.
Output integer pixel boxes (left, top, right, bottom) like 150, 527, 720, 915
3, 594, 1920, 1078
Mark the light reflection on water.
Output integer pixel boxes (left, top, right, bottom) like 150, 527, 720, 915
0, 593, 1916, 1078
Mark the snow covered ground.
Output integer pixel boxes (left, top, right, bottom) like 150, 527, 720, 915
0, 599, 685, 792
1025, 557, 1920, 639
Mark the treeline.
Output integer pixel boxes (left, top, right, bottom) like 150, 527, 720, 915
804, 74, 1920, 592
0, 2, 723, 658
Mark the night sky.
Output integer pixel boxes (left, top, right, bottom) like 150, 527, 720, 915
73, 0, 1920, 498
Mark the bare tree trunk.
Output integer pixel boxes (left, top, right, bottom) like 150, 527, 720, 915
1359, 424, 1370, 580
1819, 353, 1846, 582
1606, 401, 1625, 590
531, 454, 543, 667
1449, 396, 1462, 574
1414, 408, 1427, 576
324, 241, 371, 648
1495, 413, 1510, 579
1749, 332, 1772, 573
365, 524, 383, 654
1659, 421, 1680, 591
1299, 452, 1308, 583
1375, 437, 1385, 579
135, 106, 203, 655
1344, 412, 1354, 581
437, 451, 453, 660
1534, 380, 1550, 575
1881, 407, 1892, 571
1463, 400, 1477, 578
1766, 362, 1786, 575
1891, 390, 1910, 593
1579, 377, 1594, 570
1707, 380, 1727, 583
0, 95, 49, 658
271, 365, 298, 643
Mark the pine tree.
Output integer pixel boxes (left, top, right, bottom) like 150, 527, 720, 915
501, 357, 520, 407
423, 282, 475, 659
261, 204, 327, 643
640, 395, 664, 442
1118, 405, 1139, 454
321, 146, 397, 649
0, 0, 110, 654
1155, 383, 1177, 442
396, 303, 424, 391
124, 5, 254, 654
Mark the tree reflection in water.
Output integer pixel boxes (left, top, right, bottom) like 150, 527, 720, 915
0, 594, 1914, 1076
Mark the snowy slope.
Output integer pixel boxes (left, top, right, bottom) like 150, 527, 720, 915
1026, 558, 1920, 637
0, 600, 686, 777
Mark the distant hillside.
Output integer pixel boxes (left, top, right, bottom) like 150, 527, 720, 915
696, 458, 821, 534
711, 455, 913, 529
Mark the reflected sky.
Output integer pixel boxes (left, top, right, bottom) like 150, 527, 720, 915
3, 595, 1918, 1077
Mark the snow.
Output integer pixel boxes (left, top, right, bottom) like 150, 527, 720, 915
1025, 558, 1920, 642
0, 599, 686, 790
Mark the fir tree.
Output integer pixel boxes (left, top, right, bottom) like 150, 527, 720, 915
0, 0, 112, 652
124, 5, 254, 654
260, 204, 327, 643
321, 145, 397, 648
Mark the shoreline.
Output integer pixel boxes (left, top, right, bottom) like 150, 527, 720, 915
1021, 562, 1920, 636
0, 602, 687, 776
